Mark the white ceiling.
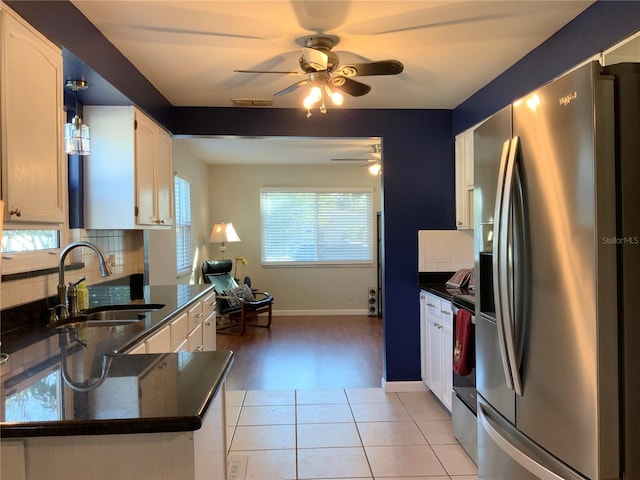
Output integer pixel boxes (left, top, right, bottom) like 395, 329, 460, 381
174, 136, 382, 165
70, 0, 594, 164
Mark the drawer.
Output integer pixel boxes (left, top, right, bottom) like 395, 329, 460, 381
146, 324, 171, 353
203, 292, 217, 317
440, 301, 453, 326
187, 300, 204, 333
170, 312, 189, 350
188, 322, 203, 352
425, 294, 442, 318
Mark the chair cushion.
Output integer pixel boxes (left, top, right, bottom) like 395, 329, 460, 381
222, 289, 241, 308
232, 284, 255, 302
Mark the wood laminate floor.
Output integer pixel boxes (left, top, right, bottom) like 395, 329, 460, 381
216, 315, 384, 391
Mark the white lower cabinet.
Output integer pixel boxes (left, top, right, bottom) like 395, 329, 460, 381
128, 293, 217, 355
202, 293, 217, 352
420, 291, 453, 412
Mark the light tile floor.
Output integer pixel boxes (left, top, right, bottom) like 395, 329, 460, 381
226, 387, 478, 480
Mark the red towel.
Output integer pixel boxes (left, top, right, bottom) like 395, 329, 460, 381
453, 309, 473, 376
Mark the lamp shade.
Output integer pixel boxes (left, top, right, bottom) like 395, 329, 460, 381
209, 222, 241, 244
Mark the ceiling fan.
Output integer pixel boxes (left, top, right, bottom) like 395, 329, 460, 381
331, 144, 382, 175
235, 35, 403, 116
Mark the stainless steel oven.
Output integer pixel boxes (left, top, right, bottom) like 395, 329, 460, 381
451, 294, 477, 464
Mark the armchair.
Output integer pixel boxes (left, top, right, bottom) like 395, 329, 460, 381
202, 259, 273, 335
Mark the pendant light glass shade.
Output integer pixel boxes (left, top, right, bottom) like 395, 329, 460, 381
64, 80, 91, 156
64, 115, 91, 155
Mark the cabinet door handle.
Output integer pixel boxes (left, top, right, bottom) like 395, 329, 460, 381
427, 303, 436, 308
441, 310, 451, 316
196, 313, 204, 318
9, 207, 22, 217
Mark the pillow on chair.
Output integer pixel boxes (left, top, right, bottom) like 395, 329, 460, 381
232, 284, 255, 302
222, 289, 241, 308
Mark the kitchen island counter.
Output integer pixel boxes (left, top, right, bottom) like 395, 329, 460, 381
0, 283, 230, 438
0, 283, 232, 479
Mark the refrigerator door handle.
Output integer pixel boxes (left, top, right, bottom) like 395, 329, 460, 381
500, 136, 523, 395
478, 402, 565, 480
492, 139, 516, 391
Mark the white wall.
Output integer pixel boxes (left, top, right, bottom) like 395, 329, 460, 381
207, 163, 381, 315
168, 141, 212, 285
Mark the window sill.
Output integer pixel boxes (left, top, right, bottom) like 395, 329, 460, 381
1, 262, 84, 282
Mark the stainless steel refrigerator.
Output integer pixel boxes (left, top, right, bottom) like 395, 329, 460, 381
474, 61, 640, 480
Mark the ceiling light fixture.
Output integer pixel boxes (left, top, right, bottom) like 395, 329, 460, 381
64, 80, 91, 156
368, 163, 382, 176
303, 75, 344, 118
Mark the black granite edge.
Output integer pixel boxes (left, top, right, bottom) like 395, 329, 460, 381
417, 271, 476, 305
453, 295, 476, 312
0, 350, 235, 438
194, 352, 234, 419
417, 271, 455, 301
0, 416, 203, 438
421, 284, 455, 301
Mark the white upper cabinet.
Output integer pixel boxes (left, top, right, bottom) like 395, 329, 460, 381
83, 106, 173, 229
0, 4, 65, 224
455, 128, 474, 230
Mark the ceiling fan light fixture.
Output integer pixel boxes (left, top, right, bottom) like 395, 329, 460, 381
368, 162, 382, 176
325, 84, 344, 106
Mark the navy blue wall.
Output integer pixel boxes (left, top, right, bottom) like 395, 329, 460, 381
174, 107, 455, 381
454, 1, 640, 133
9, 0, 640, 383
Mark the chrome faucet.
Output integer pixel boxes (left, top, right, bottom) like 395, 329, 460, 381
57, 241, 113, 320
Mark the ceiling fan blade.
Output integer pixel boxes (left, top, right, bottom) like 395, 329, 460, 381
330, 77, 371, 97
302, 47, 329, 71
336, 60, 404, 77
235, 69, 304, 75
274, 79, 310, 97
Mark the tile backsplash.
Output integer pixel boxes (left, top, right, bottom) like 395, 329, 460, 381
0, 229, 144, 310
418, 230, 474, 272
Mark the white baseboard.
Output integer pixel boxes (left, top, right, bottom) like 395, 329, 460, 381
381, 379, 428, 392
272, 309, 370, 316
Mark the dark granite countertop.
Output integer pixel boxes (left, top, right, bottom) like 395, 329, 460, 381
1, 283, 216, 355
418, 271, 475, 310
0, 283, 233, 438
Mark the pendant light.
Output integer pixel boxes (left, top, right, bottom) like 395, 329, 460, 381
64, 80, 91, 155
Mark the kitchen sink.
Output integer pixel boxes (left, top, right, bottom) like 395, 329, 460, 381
49, 304, 165, 329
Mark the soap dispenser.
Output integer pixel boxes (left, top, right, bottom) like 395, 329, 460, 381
77, 279, 89, 311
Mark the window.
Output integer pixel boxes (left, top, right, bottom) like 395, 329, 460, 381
260, 188, 374, 265
1, 226, 63, 275
174, 175, 192, 275
2, 229, 59, 253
